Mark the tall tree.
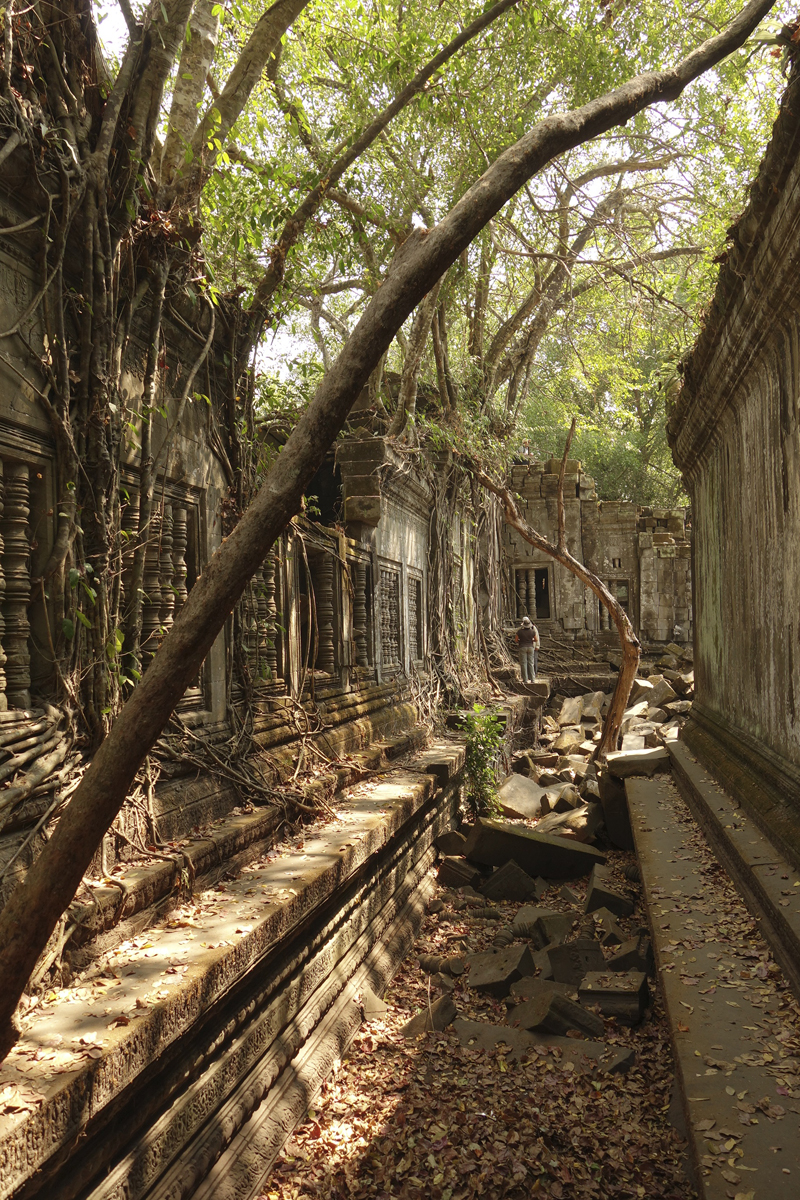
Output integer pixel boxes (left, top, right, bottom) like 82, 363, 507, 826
0, 0, 778, 1052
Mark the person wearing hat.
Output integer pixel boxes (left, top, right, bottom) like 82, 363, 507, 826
515, 615, 540, 683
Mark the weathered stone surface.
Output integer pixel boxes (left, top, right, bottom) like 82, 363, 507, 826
665, 700, 692, 714
552, 726, 585, 752
401, 995, 458, 1035
559, 884, 580, 904
607, 934, 654, 976
496, 773, 547, 820
511, 905, 563, 938
465, 944, 536, 998
646, 707, 668, 723
588, 907, 626, 946
558, 696, 584, 726
463, 817, 606, 879
629, 678, 655, 704
550, 784, 581, 812
435, 830, 468, 856
598, 772, 635, 851
548, 938, 605, 985
437, 856, 482, 889
507, 991, 604, 1039
453, 1019, 634, 1072
578, 970, 649, 1025
646, 675, 678, 707
606, 747, 670, 779
532, 911, 575, 949
535, 803, 604, 844
585, 878, 634, 919
360, 985, 388, 1020
508, 976, 577, 1003
480, 860, 545, 903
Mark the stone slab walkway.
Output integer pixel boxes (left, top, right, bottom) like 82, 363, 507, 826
628, 773, 800, 1199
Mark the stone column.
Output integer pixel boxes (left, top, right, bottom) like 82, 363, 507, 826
353, 559, 369, 668
525, 568, 536, 619
141, 513, 162, 664
263, 552, 279, 679
3, 463, 30, 708
0, 463, 8, 710
159, 503, 175, 634
314, 552, 336, 674
515, 569, 526, 619
172, 506, 189, 611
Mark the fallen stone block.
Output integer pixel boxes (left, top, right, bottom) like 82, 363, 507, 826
607, 934, 654, 976
427, 898, 445, 914
665, 699, 692, 714
629, 678, 655, 704
511, 905, 564, 938
535, 803, 604, 844
559, 884, 581, 904
463, 817, 606, 880
605, 746, 670, 779
360, 985, 388, 1020
550, 784, 581, 812
532, 947, 554, 978
585, 877, 634, 919
558, 696, 584, 726
548, 938, 605, 985
438, 856, 482, 889
492, 926, 516, 948
621, 733, 646, 752
465, 944, 536, 998
581, 691, 606, 720
401, 995, 457, 1036
533, 911, 575, 949
646, 707, 668, 723
580, 778, 601, 802
507, 991, 605, 1039
432, 972, 454, 993
646, 675, 678, 707
578, 970, 649, 1025
497, 773, 547, 821
453, 1019, 634, 1072
480, 860, 546, 903
508, 976, 577, 1004
552, 726, 585, 753
588, 907, 626, 946
435, 830, 468, 856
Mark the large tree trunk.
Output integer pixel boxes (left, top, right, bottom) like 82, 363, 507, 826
0, 0, 776, 1053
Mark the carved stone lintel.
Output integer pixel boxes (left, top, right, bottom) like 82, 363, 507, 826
353, 560, 369, 668
314, 553, 335, 675
3, 462, 30, 708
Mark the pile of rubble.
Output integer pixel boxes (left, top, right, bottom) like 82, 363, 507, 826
404, 842, 654, 1076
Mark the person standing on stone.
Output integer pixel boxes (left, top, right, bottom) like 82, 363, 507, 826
515, 616, 540, 683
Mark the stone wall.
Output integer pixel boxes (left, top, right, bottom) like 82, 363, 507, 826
504, 461, 691, 643
667, 64, 800, 861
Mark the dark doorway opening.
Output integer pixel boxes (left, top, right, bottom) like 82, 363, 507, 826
535, 568, 550, 620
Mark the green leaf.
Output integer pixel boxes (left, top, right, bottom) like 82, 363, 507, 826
62, 618, 75, 640
76, 610, 92, 630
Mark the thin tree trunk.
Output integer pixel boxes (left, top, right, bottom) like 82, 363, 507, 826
388, 278, 442, 437
0, 0, 775, 1053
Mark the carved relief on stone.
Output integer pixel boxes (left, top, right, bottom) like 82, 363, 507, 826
380, 567, 400, 669
313, 552, 336, 675
408, 574, 422, 662
3, 462, 30, 708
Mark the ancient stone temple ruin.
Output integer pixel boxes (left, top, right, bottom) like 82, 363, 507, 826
504, 460, 692, 644
668, 63, 800, 865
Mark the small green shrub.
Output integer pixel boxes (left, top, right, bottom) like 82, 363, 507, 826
463, 703, 505, 818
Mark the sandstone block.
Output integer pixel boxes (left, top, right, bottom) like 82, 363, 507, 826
466, 944, 536, 998
646, 675, 678, 706
508, 976, 577, 1004
606, 746, 670, 778
510, 904, 563, 938
607, 934, 654, 976
497, 773, 547, 820
507, 991, 604, 1039
558, 696, 584, 726
578, 970, 649, 1025
401, 995, 457, 1036
548, 938, 605, 985
480, 860, 546, 903
585, 878, 634, 919
463, 817, 607, 880
588, 907, 626, 946
437, 856, 482, 889
435, 830, 468, 856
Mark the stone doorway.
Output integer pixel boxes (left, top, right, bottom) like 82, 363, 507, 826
534, 567, 551, 619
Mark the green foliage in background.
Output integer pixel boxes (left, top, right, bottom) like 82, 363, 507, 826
463, 704, 505, 819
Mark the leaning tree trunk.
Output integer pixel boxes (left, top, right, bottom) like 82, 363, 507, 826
0, 0, 775, 1053
470, 419, 641, 759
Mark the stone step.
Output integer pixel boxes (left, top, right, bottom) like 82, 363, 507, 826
627, 773, 800, 1199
